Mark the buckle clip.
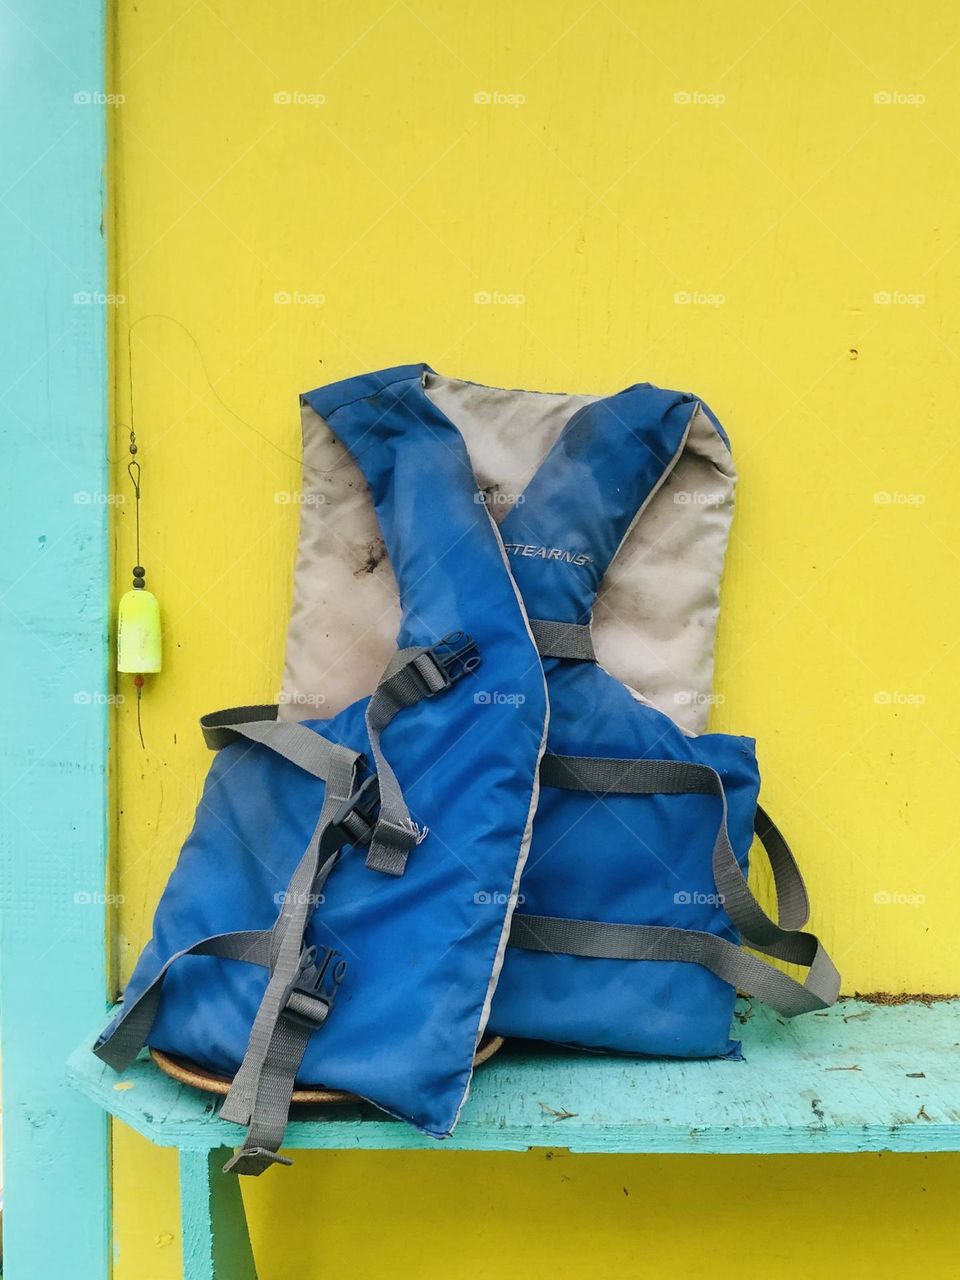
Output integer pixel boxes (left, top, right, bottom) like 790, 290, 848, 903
323, 773, 381, 851
422, 631, 482, 691
282, 945, 347, 1029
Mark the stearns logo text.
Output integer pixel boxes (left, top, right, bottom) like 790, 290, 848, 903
503, 543, 592, 567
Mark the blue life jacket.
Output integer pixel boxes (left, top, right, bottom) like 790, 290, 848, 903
485, 383, 837, 1056
95, 366, 548, 1173
95, 364, 838, 1175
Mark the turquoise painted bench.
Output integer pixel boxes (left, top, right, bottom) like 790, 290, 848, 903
68, 997, 960, 1278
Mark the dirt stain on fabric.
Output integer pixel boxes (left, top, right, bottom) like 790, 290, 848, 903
354, 537, 386, 576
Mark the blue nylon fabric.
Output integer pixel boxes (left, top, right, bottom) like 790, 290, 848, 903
502, 384, 697, 623
488, 383, 760, 1058
121, 366, 547, 1138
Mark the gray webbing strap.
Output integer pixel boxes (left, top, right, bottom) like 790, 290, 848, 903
200, 704, 343, 783
532, 752, 839, 1013
219, 745, 357, 1132
529, 619, 596, 662
93, 930, 272, 1071
753, 802, 809, 931
221, 851, 345, 1175
362, 647, 446, 876
224, 1018, 311, 1174
540, 755, 808, 944
225, 640, 483, 1169
509, 914, 836, 1017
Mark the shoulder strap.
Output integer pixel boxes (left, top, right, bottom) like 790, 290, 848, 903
200, 704, 350, 780
498, 386, 698, 635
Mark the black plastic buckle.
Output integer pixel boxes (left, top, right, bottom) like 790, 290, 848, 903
322, 772, 381, 852
423, 630, 482, 691
282, 945, 347, 1030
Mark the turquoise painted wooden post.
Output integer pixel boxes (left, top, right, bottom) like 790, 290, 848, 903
179, 1151, 258, 1280
0, 2, 111, 1278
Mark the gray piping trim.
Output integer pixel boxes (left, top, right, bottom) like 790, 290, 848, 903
455, 508, 551, 1132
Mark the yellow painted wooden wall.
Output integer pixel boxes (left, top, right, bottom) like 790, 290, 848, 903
109, 2, 960, 1275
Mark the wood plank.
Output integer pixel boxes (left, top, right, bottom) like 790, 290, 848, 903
0, 1, 111, 1277
179, 1149, 258, 1280
68, 1000, 960, 1156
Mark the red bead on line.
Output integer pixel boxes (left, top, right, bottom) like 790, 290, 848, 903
134, 674, 145, 688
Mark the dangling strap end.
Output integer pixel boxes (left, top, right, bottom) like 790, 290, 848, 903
92, 1031, 140, 1073
364, 818, 419, 876
223, 1147, 293, 1177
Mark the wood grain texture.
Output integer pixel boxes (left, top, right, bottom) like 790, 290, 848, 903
69, 999, 960, 1156
179, 1149, 258, 1280
0, 2, 111, 1277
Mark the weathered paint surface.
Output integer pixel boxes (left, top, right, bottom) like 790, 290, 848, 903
108, 1, 960, 1277
179, 1149, 258, 1280
68, 1000, 960, 1155
0, 1, 111, 1278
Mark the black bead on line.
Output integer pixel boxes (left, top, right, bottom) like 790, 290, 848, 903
127, 428, 146, 746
